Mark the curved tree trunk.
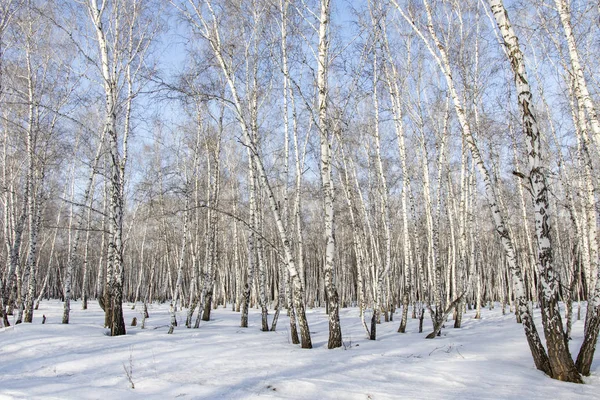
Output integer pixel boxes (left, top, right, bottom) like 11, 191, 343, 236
488, 0, 581, 383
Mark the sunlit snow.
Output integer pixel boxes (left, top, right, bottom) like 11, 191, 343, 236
1, 301, 598, 399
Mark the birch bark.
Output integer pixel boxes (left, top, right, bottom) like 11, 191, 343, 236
317, 0, 342, 348
88, 0, 127, 335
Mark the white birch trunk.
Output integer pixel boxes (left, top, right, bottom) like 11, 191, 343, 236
489, 0, 581, 382
89, 0, 126, 336
368, 20, 391, 340
23, 38, 38, 323
554, 0, 600, 152
317, 0, 342, 349
380, 23, 413, 334
168, 197, 189, 334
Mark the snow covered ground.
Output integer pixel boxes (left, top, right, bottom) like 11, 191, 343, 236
1, 301, 598, 399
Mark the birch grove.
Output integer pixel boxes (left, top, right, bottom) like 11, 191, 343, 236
1, 0, 600, 384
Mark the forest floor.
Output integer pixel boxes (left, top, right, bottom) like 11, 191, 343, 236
1, 300, 599, 399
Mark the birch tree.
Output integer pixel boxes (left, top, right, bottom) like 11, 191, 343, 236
549, 0, 600, 376
317, 0, 342, 349
488, 0, 581, 382
81, 0, 157, 335
390, 0, 551, 374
